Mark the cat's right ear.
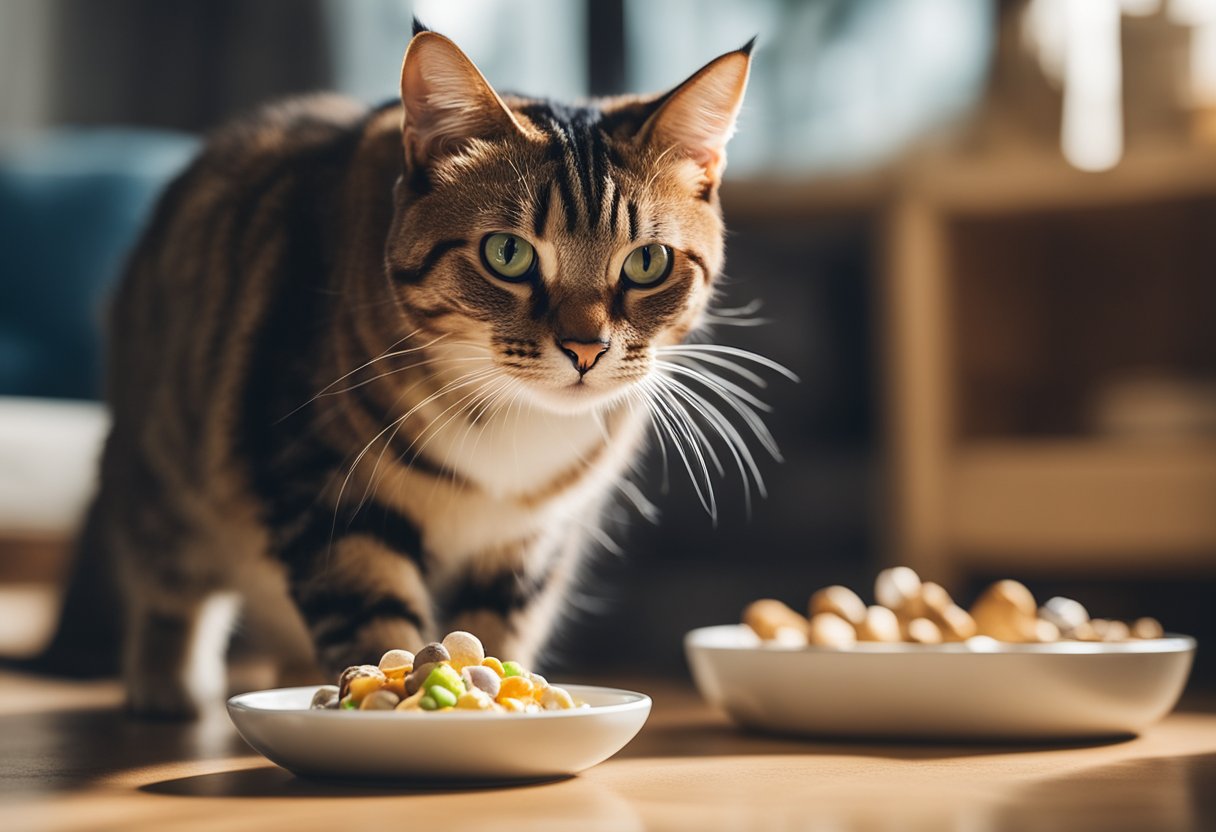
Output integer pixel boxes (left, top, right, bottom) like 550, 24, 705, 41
399, 31, 523, 168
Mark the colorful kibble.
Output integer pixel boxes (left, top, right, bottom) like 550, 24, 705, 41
360, 689, 401, 710
441, 631, 486, 669
428, 685, 458, 709
310, 685, 339, 710
413, 642, 451, 668
319, 630, 582, 716
338, 665, 385, 700
498, 675, 534, 701
378, 649, 414, 676
462, 665, 501, 698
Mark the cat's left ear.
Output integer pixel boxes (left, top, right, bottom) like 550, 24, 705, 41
399, 31, 524, 167
638, 39, 754, 187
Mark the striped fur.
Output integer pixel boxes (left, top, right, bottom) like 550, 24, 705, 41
83, 30, 752, 716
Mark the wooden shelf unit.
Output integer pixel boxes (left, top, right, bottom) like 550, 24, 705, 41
879, 146, 1216, 588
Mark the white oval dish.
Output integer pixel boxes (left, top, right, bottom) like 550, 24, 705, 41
227, 684, 650, 781
686, 624, 1195, 740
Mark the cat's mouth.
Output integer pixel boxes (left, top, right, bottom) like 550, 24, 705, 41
518, 375, 634, 415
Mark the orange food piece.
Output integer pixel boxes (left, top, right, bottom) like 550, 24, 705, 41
348, 674, 385, 703
497, 675, 534, 701
481, 657, 505, 677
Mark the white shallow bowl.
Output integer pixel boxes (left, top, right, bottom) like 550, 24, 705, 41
686, 624, 1195, 740
228, 684, 650, 781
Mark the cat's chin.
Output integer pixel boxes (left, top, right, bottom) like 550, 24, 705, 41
522, 381, 633, 416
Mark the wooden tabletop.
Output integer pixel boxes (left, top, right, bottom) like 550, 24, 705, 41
1, 670, 1214, 832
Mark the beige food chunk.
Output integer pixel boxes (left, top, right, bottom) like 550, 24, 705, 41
856, 605, 901, 642
970, 580, 1039, 642
1039, 596, 1090, 637
916, 582, 975, 641
1132, 617, 1165, 639
808, 585, 867, 626
905, 617, 943, 644
743, 599, 809, 641
808, 612, 857, 648
874, 567, 923, 617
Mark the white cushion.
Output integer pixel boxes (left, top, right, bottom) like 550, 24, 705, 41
0, 396, 108, 535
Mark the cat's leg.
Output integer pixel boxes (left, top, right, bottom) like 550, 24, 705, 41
286, 534, 433, 675
442, 532, 583, 668
114, 508, 246, 719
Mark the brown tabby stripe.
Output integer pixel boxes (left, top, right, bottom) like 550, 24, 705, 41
626, 199, 639, 241
279, 499, 428, 582
443, 555, 556, 621
532, 184, 551, 237
518, 101, 626, 234
684, 250, 710, 282
391, 238, 466, 284
232, 108, 432, 591
608, 185, 622, 236
304, 592, 426, 648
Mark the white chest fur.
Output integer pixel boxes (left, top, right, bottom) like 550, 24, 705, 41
384, 395, 644, 564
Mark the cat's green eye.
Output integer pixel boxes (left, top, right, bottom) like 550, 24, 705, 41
481, 233, 536, 281
621, 244, 673, 287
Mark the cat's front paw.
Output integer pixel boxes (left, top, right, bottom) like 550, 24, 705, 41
123, 664, 223, 720
124, 680, 202, 720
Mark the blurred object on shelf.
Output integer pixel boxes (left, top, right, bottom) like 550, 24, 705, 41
979, 0, 1216, 169
1089, 372, 1216, 439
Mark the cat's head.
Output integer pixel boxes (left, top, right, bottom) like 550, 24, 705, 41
385, 25, 751, 415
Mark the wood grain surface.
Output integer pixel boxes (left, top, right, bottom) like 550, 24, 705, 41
1, 668, 1214, 832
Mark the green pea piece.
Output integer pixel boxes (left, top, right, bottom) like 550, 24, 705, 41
340, 697, 357, 710
429, 685, 458, 709
502, 661, 524, 678
419, 695, 439, 711
424, 664, 465, 697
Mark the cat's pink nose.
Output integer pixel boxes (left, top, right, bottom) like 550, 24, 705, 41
559, 338, 609, 375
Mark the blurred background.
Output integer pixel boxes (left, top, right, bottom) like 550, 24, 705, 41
0, 0, 1213, 685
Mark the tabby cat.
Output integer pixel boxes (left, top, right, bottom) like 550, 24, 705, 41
42, 23, 761, 716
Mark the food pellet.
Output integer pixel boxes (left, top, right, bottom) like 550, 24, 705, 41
856, 605, 901, 642
405, 662, 438, 696
905, 617, 943, 644
1132, 617, 1165, 639
338, 665, 385, 700
807, 612, 857, 648
316, 631, 584, 716
739, 568, 1168, 649
1039, 597, 1089, 636
499, 675, 535, 700
310, 685, 339, 710
378, 649, 414, 676
1100, 620, 1131, 642
413, 642, 451, 668
462, 665, 501, 698
360, 689, 401, 710
808, 586, 867, 626
970, 580, 1039, 643
442, 631, 486, 669
874, 567, 923, 615
935, 605, 977, 642
1033, 619, 1061, 643
742, 598, 808, 642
